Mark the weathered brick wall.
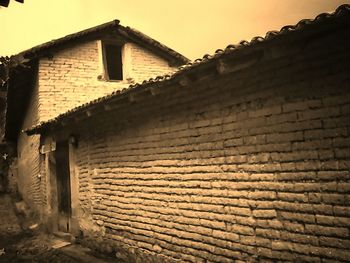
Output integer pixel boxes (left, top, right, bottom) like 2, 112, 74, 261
62, 26, 350, 262
38, 40, 176, 122
129, 42, 176, 82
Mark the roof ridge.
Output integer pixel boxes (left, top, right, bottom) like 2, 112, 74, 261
13, 19, 121, 58
8, 19, 188, 65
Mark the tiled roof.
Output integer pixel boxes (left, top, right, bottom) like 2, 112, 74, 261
11, 20, 189, 66
26, 4, 350, 135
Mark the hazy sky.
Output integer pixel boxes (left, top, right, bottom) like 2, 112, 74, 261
1, 0, 349, 60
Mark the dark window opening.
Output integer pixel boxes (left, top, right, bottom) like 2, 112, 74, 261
103, 43, 123, 81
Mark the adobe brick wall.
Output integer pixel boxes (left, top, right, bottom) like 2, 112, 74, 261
52, 25, 350, 262
17, 39, 176, 212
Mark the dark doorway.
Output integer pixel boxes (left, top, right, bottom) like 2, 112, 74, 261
55, 141, 71, 232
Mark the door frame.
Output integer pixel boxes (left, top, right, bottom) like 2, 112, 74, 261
56, 140, 71, 232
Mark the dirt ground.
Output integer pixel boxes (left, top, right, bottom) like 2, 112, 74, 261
0, 193, 116, 263
0, 232, 79, 262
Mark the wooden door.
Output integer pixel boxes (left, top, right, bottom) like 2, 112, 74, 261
55, 141, 71, 232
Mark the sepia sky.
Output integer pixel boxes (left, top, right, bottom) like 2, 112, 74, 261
1, 0, 349, 60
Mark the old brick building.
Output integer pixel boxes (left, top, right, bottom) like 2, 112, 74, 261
2, 20, 188, 212
7, 4, 350, 263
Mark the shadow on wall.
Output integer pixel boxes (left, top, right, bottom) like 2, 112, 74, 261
0, 144, 16, 193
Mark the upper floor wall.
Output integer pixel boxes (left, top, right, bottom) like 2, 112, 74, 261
37, 39, 177, 122
13, 37, 178, 210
